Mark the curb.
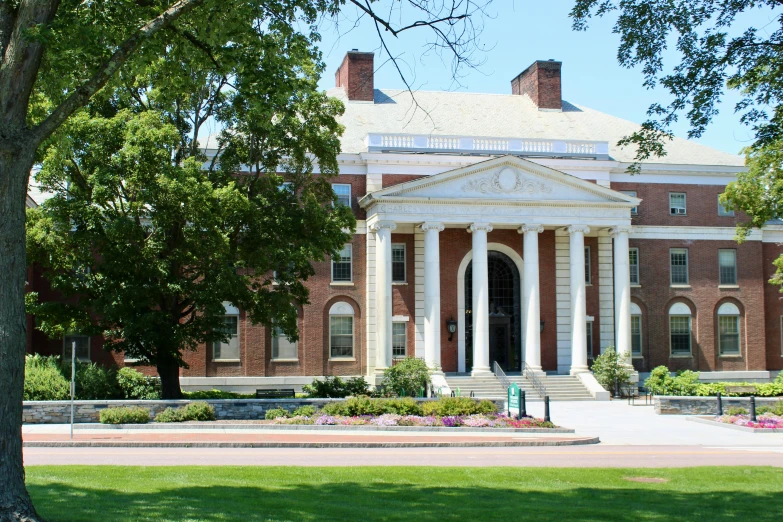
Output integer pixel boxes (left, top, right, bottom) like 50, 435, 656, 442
686, 416, 783, 433
23, 437, 600, 448
75, 423, 574, 434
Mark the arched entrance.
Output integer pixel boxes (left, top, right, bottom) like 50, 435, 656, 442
465, 251, 522, 372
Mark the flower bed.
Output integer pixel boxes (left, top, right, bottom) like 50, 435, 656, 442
717, 413, 783, 429
273, 413, 556, 428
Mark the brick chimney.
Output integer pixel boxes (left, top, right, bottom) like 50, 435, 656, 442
335, 50, 375, 102
511, 59, 562, 111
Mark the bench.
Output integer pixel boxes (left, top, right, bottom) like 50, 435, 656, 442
724, 385, 756, 395
255, 389, 295, 399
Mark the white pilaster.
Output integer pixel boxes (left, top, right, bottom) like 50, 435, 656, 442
413, 228, 425, 358
568, 225, 590, 374
555, 230, 571, 374
519, 224, 544, 373
469, 222, 493, 375
597, 233, 615, 353
611, 226, 633, 359
371, 221, 396, 372
422, 222, 445, 371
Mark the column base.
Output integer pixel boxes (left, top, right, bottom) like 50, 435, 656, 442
569, 365, 590, 375
429, 368, 444, 376
373, 367, 387, 377
471, 366, 493, 377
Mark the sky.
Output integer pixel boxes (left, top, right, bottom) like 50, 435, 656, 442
312, 2, 782, 157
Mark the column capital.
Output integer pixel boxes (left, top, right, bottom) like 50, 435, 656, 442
370, 220, 397, 233
609, 225, 633, 237
567, 224, 590, 235
420, 222, 445, 232
518, 224, 544, 234
468, 222, 493, 233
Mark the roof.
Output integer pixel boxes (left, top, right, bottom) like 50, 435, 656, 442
327, 87, 746, 167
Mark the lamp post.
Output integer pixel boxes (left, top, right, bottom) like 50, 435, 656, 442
446, 317, 457, 342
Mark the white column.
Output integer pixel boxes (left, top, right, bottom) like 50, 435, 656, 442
421, 222, 444, 371
371, 220, 396, 372
519, 224, 544, 372
568, 225, 590, 374
469, 222, 493, 375
611, 226, 633, 358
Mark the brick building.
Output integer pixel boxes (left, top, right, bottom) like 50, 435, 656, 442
29, 50, 783, 393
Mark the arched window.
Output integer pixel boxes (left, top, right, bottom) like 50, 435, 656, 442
669, 302, 692, 356
631, 303, 642, 357
329, 302, 355, 359
717, 302, 741, 356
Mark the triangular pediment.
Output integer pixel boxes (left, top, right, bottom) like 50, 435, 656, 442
361, 156, 639, 206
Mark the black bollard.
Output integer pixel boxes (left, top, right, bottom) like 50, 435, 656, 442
716, 392, 723, 416
544, 395, 551, 423
520, 391, 527, 418
750, 396, 757, 422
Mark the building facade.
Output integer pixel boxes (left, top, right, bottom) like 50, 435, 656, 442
29, 51, 783, 388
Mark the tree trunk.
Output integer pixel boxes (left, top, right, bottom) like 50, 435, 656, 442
157, 358, 183, 400
0, 142, 45, 522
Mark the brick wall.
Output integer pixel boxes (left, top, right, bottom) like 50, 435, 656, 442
334, 51, 374, 102
763, 243, 783, 371
510, 60, 562, 110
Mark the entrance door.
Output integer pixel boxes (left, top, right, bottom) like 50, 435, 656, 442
489, 319, 511, 370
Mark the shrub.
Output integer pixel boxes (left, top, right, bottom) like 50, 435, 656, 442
590, 347, 632, 396
321, 401, 349, 416
645, 366, 700, 396
422, 397, 497, 417
292, 405, 317, 417
381, 357, 431, 397
155, 401, 215, 422
645, 366, 673, 395
755, 402, 783, 416
117, 367, 160, 400
303, 376, 371, 398
100, 406, 150, 424
184, 389, 254, 399
726, 407, 749, 416
23, 355, 70, 401
265, 407, 291, 420
69, 362, 120, 400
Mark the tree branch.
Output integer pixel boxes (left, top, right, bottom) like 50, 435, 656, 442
31, 0, 207, 146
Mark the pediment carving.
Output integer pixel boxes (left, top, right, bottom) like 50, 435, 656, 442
461, 167, 552, 196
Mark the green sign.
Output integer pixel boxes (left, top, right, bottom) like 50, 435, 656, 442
508, 383, 520, 411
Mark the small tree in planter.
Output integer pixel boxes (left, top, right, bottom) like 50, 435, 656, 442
382, 358, 431, 397
590, 347, 632, 398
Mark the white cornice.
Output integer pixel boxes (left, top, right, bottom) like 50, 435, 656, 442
631, 226, 762, 241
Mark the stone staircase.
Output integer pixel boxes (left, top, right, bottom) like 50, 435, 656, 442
442, 373, 597, 401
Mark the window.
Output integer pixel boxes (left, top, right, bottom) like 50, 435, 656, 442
669, 192, 686, 215
717, 302, 741, 356
329, 302, 354, 359
332, 183, 351, 207
719, 249, 737, 285
332, 244, 352, 282
272, 326, 298, 360
621, 190, 638, 215
669, 302, 692, 356
392, 322, 406, 357
391, 244, 406, 283
631, 303, 642, 357
670, 248, 689, 285
629, 248, 639, 285
213, 312, 240, 361
585, 321, 593, 360
584, 246, 591, 284
718, 195, 735, 216
63, 334, 90, 362
280, 181, 294, 192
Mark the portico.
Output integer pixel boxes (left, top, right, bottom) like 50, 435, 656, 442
359, 156, 639, 378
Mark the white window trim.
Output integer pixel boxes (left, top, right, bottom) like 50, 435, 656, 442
391, 243, 406, 283
718, 249, 738, 286
392, 321, 407, 358
331, 244, 353, 283
670, 248, 689, 286
669, 315, 693, 357
332, 183, 351, 207
629, 247, 640, 286
669, 192, 687, 215
717, 314, 742, 357
63, 334, 91, 362
213, 313, 240, 362
329, 313, 354, 360
631, 314, 643, 358
271, 326, 299, 362
621, 190, 638, 215
717, 195, 735, 217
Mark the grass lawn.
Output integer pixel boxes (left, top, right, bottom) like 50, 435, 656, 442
27, 466, 782, 521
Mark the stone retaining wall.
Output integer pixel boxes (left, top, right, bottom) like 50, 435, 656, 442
23, 398, 505, 424
654, 396, 782, 415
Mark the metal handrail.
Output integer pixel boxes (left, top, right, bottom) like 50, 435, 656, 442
523, 362, 547, 399
493, 361, 511, 390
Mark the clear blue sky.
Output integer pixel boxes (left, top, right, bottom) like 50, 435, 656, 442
314, 2, 780, 157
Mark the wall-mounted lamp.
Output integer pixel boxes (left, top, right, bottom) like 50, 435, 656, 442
540, 320, 546, 333
446, 317, 457, 342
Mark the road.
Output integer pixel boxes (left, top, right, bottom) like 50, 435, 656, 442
23, 445, 783, 467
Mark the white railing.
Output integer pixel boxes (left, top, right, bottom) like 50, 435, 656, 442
366, 133, 609, 159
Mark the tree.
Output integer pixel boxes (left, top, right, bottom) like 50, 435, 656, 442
590, 347, 632, 397
570, 1, 783, 288
0, 1, 492, 519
